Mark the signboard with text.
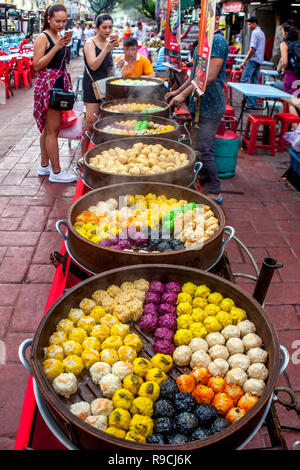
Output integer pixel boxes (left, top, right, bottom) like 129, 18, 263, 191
191, 0, 216, 95
163, 0, 181, 71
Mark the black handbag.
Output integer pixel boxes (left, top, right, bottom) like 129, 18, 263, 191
49, 88, 75, 110
48, 46, 76, 111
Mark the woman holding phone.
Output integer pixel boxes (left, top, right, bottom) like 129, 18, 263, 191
33, 3, 77, 183
81, 13, 118, 156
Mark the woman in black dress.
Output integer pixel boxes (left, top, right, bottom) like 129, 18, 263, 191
81, 14, 119, 156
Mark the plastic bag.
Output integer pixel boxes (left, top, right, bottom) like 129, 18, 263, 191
60, 110, 77, 129
283, 123, 300, 152
58, 101, 84, 140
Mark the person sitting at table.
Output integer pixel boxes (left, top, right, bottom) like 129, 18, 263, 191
240, 17, 266, 110
277, 20, 300, 119
115, 38, 155, 78
20, 33, 33, 49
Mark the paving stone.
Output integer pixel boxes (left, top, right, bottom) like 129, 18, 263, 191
265, 305, 300, 331
0, 307, 14, 338
0, 284, 21, 306
32, 232, 63, 264
19, 206, 51, 232
0, 231, 40, 247
26, 264, 56, 283
0, 364, 29, 437
6, 332, 35, 362
1, 206, 29, 217
10, 283, 52, 332
0, 255, 32, 283
0, 218, 21, 231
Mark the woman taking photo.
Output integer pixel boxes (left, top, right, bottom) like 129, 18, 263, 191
81, 13, 118, 156
277, 21, 300, 118
33, 3, 77, 183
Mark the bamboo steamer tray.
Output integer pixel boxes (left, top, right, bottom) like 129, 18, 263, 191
100, 98, 169, 119
57, 182, 227, 274
105, 77, 166, 101
76, 137, 196, 189
29, 264, 281, 450
92, 114, 180, 145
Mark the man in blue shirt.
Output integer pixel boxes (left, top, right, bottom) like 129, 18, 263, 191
240, 17, 266, 109
166, 6, 228, 203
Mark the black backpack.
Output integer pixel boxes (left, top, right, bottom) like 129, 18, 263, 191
288, 39, 300, 75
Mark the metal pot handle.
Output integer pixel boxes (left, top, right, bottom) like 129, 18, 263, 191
279, 344, 289, 376
73, 165, 95, 190
18, 338, 33, 375
56, 220, 69, 242
222, 226, 235, 249
186, 161, 203, 188
85, 130, 95, 144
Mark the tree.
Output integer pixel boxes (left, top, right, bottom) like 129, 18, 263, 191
89, 0, 119, 15
136, 0, 156, 20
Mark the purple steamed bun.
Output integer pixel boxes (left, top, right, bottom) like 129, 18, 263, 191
133, 232, 148, 247
139, 314, 158, 332
153, 339, 175, 355
117, 239, 132, 250
165, 281, 182, 293
144, 292, 161, 305
154, 327, 174, 342
161, 291, 178, 306
149, 281, 165, 294
143, 303, 159, 316
158, 313, 177, 331
108, 236, 119, 246
99, 239, 111, 247
127, 225, 137, 239
159, 303, 176, 316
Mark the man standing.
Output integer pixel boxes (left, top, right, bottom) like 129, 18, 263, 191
116, 38, 155, 77
166, 6, 228, 204
240, 17, 266, 109
72, 22, 83, 57
133, 21, 151, 44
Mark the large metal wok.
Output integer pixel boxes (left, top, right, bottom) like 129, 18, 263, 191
19, 264, 287, 450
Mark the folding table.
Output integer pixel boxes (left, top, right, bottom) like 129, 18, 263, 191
260, 69, 279, 84
227, 82, 293, 139
234, 58, 274, 67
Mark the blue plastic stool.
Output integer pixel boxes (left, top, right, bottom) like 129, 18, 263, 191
75, 75, 83, 100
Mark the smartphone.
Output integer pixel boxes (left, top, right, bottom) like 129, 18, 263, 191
64, 30, 73, 39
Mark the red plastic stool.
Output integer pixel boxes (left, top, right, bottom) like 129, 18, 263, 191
274, 113, 300, 152
229, 70, 243, 82
225, 105, 235, 117
243, 114, 277, 156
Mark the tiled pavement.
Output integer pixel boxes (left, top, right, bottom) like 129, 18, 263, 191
0, 58, 299, 450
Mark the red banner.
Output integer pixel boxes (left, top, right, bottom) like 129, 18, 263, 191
191, 0, 216, 95
163, 0, 182, 71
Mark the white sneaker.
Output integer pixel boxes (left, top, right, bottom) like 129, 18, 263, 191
49, 169, 77, 183
37, 163, 52, 176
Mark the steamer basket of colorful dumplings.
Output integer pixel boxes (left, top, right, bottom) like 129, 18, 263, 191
26, 264, 283, 450
92, 115, 180, 145
99, 98, 169, 119
56, 182, 232, 275
77, 137, 196, 189
105, 77, 166, 101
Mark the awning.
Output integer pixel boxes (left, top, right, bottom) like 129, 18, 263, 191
222, 1, 243, 12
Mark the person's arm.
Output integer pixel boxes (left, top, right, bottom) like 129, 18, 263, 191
279, 41, 288, 73
206, 57, 224, 85
33, 33, 69, 72
241, 47, 255, 68
167, 56, 224, 108
84, 37, 118, 71
141, 57, 155, 77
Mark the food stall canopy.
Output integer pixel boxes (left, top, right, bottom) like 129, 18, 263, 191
222, 1, 243, 13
